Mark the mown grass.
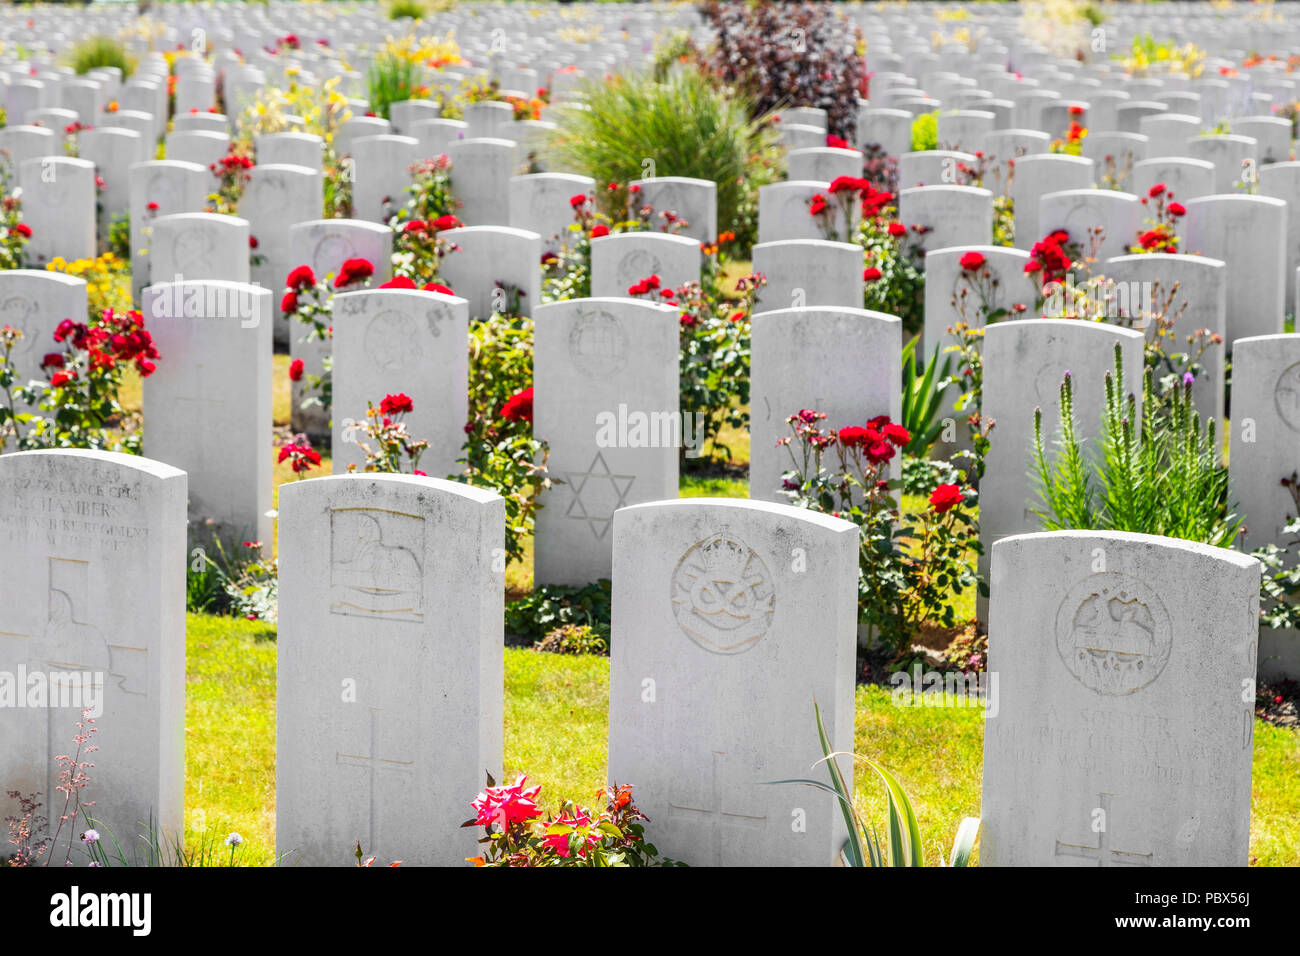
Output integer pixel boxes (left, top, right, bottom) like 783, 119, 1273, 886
178, 615, 1300, 866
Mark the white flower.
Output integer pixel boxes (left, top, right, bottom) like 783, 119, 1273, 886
81, 829, 100, 844
88, 861, 101, 867
225, 832, 243, 847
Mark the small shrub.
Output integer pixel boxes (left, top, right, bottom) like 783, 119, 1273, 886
701, 0, 865, 141
534, 623, 609, 657
505, 581, 612, 643
387, 0, 426, 20
910, 112, 938, 152
544, 68, 778, 244
367, 53, 422, 121
67, 35, 131, 77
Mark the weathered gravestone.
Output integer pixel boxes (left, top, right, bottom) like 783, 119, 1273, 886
149, 212, 250, 287
1102, 253, 1227, 424
330, 288, 469, 478
447, 138, 517, 226
751, 240, 864, 312
0, 270, 87, 415
277, 474, 504, 866
1183, 194, 1287, 346
508, 172, 596, 254
18, 156, 96, 266
142, 281, 272, 549
1039, 189, 1139, 262
0, 449, 186, 848
757, 181, 829, 243
1228, 333, 1300, 680
1011, 154, 1094, 251
129, 160, 210, 302
436, 226, 542, 319
921, 244, 1033, 362
627, 176, 719, 244
607, 497, 858, 866
750, 307, 901, 502
897, 185, 993, 259
589, 231, 701, 299
288, 219, 394, 438
533, 297, 679, 586
238, 163, 323, 343
983, 530, 1259, 866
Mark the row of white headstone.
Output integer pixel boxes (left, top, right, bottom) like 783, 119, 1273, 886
0, 447, 1260, 867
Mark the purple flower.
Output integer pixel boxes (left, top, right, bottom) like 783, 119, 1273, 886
1182, 371, 1195, 386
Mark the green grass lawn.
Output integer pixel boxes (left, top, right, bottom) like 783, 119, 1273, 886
181, 613, 1300, 867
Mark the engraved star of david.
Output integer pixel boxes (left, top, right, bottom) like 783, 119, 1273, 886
563, 451, 635, 540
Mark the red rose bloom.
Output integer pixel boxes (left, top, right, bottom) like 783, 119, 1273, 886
569, 193, 587, 208
403, 219, 428, 234
863, 267, 883, 281
288, 358, 304, 381
500, 386, 533, 424
929, 483, 964, 513
887, 222, 907, 238
14, 223, 31, 238
432, 214, 461, 231
1148, 183, 1166, 199
41, 352, 64, 369
51, 370, 75, 388
809, 194, 828, 216
280, 291, 298, 314
249, 236, 259, 249
865, 440, 895, 465
959, 251, 986, 271
826, 134, 849, 149
379, 393, 414, 416
423, 282, 456, 295
882, 422, 911, 446
838, 425, 870, 447
146, 201, 159, 211
590, 224, 610, 238
334, 258, 374, 288
286, 264, 315, 291
1168, 202, 1186, 217
379, 276, 417, 289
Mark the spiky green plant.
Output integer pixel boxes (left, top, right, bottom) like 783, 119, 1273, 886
767, 700, 980, 867
67, 35, 132, 77
900, 336, 953, 457
367, 53, 421, 121
544, 67, 779, 244
1031, 342, 1241, 547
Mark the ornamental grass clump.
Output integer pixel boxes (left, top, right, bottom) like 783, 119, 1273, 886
1031, 342, 1240, 548
544, 67, 777, 242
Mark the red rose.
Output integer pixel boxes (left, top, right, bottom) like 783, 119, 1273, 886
863, 267, 882, 281
838, 425, 870, 447
590, 224, 610, 238
334, 258, 374, 288
41, 352, 64, 369
280, 291, 298, 314
289, 358, 304, 381
423, 282, 456, 295
865, 440, 895, 465
959, 251, 986, 271
929, 483, 964, 513
433, 214, 461, 231
882, 422, 911, 446
380, 276, 417, 289
809, 194, 828, 216
379, 392, 414, 416
51, 370, 75, 387
1148, 183, 1166, 198
826, 134, 849, 149
403, 219, 428, 234
14, 223, 32, 238
500, 386, 534, 424
728, 310, 745, 323
1168, 202, 1186, 217
146, 201, 159, 211
828, 176, 869, 195
285, 265, 315, 291
569, 193, 587, 208
887, 222, 907, 238
249, 235, 259, 249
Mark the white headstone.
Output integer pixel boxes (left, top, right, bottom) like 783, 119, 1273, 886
276, 473, 504, 866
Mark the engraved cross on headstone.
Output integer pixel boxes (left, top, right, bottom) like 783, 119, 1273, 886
1054, 792, 1153, 867
669, 750, 767, 866
337, 706, 415, 857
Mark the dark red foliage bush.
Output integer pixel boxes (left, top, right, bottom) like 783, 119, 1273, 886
700, 0, 865, 142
